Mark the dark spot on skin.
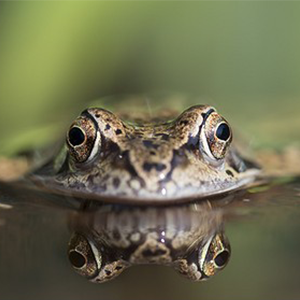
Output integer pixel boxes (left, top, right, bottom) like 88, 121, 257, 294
170, 150, 186, 168
113, 150, 140, 179
143, 162, 166, 172
180, 120, 189, 126
103, 140, 120, 155
105, 270, 112, 275
164, 149, 188, 181
113, 177, 120, 188
105, 124, 111, 130
124, 156, 140, 178
156, 164, 167, 171
150, 151, 156, 156
187, 135, 199, 147
155, 133, 169, 141
142, 140, 159, 149
142, 249, 167, 257
226, 170, 234, 177
140, 140, 160, 149
143, 140, 154, 148
115, 266, 123, 270
95, 114, 100, 118
113, 229, 121, 240
115, 129, 122, 135
143, 163, 152, 172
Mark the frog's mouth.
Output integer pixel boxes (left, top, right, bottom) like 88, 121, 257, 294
25, 165, 260, 206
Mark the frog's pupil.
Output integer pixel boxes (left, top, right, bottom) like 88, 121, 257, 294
214, 250, 229, 267
69, 250, 86, 268
69, 127, 85, 146
216, 123, 230, 141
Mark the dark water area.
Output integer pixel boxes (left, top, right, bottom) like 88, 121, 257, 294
1, 177, 300, 300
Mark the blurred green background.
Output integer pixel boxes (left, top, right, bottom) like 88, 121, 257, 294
0, 1, 300, 155
1, 3, 300, 300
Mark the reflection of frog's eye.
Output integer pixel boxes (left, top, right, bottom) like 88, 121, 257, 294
68, 232, 127, 283
68, 233, 101, 279
198, 232, 231, 278
174, 231, 230, 281
214, 250, 230, 268
67, 115, 99, 163
69, 250, 87, 268
201, 112, 232, 160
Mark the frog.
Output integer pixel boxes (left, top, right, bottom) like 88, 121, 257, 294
68, 201, 231, 282
0, 95, 298, 284
23, 95, 261, 204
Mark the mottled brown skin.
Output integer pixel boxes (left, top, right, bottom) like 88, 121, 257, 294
68, 202, 230, 282
28, 102, 260, 204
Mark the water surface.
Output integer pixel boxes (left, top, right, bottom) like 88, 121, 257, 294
1, 177, 300, 300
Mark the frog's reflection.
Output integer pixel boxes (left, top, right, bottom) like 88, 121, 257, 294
68, 201, 230, 283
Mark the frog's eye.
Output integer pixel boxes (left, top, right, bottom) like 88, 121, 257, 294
200, 112, 232, 160
68, 233, 101, 279
198, 232, 231, 279
68, 127, 86, 146
67, 115, 99, 163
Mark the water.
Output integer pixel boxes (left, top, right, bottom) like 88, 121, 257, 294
0, 177, 300, 300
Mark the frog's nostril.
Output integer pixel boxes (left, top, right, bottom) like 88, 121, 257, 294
142, 248, 167, 257
142, 162, 167, 172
